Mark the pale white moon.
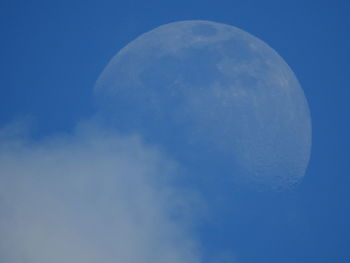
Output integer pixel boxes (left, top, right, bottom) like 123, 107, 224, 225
95, 20, 312, 189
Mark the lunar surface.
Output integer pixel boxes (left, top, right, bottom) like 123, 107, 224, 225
95, 20, 312, 189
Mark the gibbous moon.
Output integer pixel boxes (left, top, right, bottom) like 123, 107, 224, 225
95, 20, 312, 189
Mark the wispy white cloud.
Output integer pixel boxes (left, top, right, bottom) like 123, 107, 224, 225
0, 121, 201, 263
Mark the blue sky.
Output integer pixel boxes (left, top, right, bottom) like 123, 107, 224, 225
0, 0, 349, 262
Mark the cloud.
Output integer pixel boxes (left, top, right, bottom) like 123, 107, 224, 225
0, 121, 201, 263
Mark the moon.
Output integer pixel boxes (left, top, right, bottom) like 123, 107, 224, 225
95, 20, 312, 189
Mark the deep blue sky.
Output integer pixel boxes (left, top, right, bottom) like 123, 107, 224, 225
1, 0, 349, 262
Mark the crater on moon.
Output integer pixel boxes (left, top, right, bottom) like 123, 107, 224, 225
191, 24, 218, 37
